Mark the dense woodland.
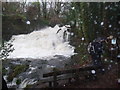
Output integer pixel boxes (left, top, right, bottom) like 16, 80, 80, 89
2, 2, 120, 40
2, 2, 120, 64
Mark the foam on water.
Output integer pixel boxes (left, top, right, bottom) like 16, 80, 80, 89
8, 25, 75, 60
18, 78, 37, 88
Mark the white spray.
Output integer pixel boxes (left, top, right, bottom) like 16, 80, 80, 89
8, 25, 75, 60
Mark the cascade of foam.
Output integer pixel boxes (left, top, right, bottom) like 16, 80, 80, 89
7, 78, 17, 88
8, 25, 75, 60
19, 78, 37, 88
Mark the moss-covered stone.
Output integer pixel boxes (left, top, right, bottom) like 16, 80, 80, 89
53, 67, 59, 72
24, 84, 33, 89
7, 65, 29, 82
2, 67, 7, 75
16, 79, 21, 85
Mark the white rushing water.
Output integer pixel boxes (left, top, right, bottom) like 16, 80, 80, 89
8, 25, 75, 60
19, 78, 37, 88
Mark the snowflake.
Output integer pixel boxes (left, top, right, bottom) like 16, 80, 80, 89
101, 22, 104, 25
104, 58, 107, 62
91, 70, 95, 74
72, 7, 75, 10
118, 79, 120, 83
81, 37, 85, 41
26, 21, 30, 25
94, 20, 97, 24
110, 60, 113, 63
118, 21, 120, 24
105, 7, 108, 10
102, 68, 105, 71
109, 25, 112, 28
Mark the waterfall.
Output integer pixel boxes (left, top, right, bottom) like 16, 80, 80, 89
7, 25, 75, 60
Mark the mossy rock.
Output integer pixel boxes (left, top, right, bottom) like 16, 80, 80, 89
24, 84, 33, 89
2, 67, 7, 75
16, 79, 21, 85
53, 68, 59, 72
7, 74, 14, 82
7, 65, 29, 82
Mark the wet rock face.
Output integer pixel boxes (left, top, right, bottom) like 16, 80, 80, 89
3, 56, 70, 88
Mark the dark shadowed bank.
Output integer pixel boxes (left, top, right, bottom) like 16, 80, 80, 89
32, 58, 119, 88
